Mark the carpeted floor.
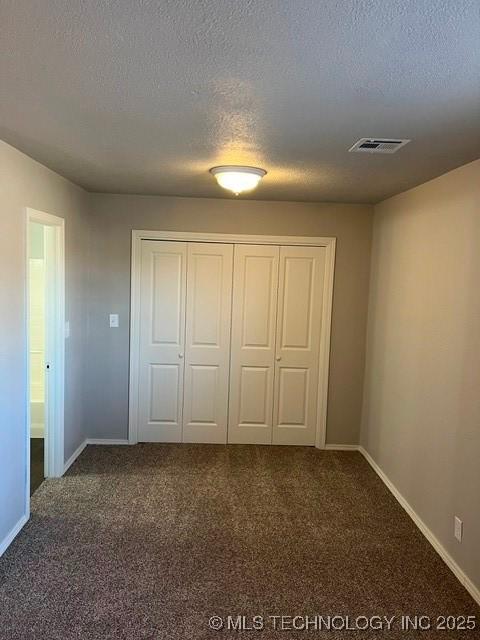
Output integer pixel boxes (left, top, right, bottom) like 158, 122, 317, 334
0, 444, 478, 639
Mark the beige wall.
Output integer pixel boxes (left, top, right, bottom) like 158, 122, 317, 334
0, 140, 90, 547
87, 194, 373, 444
361, 159, 480, 592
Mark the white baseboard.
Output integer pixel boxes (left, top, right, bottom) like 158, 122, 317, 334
63, 439, 88, 474
86, 438, 130, 445
358, 445, 480, 606
324, 444, 360, 451
63, 439, 130, 474
0, 514, 28, 557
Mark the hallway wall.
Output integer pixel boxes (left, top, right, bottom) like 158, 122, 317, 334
361, 159, 480, 594
0, 140, 90, 550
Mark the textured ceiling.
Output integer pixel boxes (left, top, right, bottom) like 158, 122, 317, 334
1, 0, 479, 203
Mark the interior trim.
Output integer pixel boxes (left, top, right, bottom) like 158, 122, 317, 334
86, 439, 130, 445
358, 445, 480, 606
324, 444, 359, 451
63, 439, 88, 474
0, 514, 28, 558
325, 443, 480, 605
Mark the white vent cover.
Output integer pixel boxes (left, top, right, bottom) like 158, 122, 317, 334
349, 138, 411, 154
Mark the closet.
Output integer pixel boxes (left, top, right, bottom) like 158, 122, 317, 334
228, 244, 325, 446
134, 235, 333, 447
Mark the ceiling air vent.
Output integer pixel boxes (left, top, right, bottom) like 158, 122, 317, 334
349, 138, 410, 154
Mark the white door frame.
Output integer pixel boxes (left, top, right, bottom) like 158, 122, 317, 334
25, 207, 65, 508
128, 230, 336, 449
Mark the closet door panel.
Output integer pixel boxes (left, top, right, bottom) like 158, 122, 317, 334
183, 243, 233, 443
138, 240, 187, 442
273, 246, 326, 445
238, 366, 271, 425
228, 245, 279, 444
277, 367, 309, 426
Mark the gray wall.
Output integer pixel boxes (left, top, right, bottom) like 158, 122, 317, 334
0, 140, 90, 545
87, 194, 373, 445
361, 159, 480, 592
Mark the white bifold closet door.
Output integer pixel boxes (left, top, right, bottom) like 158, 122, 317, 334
138, 240, 187, 442
138, 239, 326, 446
183, 242, 233, 443
228, 244, 280, 444
228, 244, 325, 446
138, 240, 233, 443
272, 246, 325, 445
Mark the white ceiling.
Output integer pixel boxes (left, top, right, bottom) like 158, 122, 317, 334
1, 0, 479, 203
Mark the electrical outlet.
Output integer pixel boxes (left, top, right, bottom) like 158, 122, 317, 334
109, 313, 119, 328
454, 516, 463, 542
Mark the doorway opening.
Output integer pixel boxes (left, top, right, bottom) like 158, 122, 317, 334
27, 209, 65, 499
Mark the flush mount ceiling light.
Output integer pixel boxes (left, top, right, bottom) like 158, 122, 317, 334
210, 165, 267, 195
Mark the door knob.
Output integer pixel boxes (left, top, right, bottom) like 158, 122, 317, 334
276, 356, 281, 361
179, 353, 184, 358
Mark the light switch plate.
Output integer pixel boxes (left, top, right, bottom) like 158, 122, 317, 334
109, 313, 119, 328
65, 321, 70, 338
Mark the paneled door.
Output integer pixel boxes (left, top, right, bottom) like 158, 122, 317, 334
138, 240, 187, 442
183, 243, 233, 443
133, 235, 333, 447
272, 246, 326, 445
228, 245, 279, 444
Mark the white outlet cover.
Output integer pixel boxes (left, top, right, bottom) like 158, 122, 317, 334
109, 313, 119, 328
454, 516, 463, 542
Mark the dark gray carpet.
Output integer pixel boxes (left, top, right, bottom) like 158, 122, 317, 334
0, 444, 478, 639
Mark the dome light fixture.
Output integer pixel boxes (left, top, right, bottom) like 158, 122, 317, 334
210, 165, 267, 195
